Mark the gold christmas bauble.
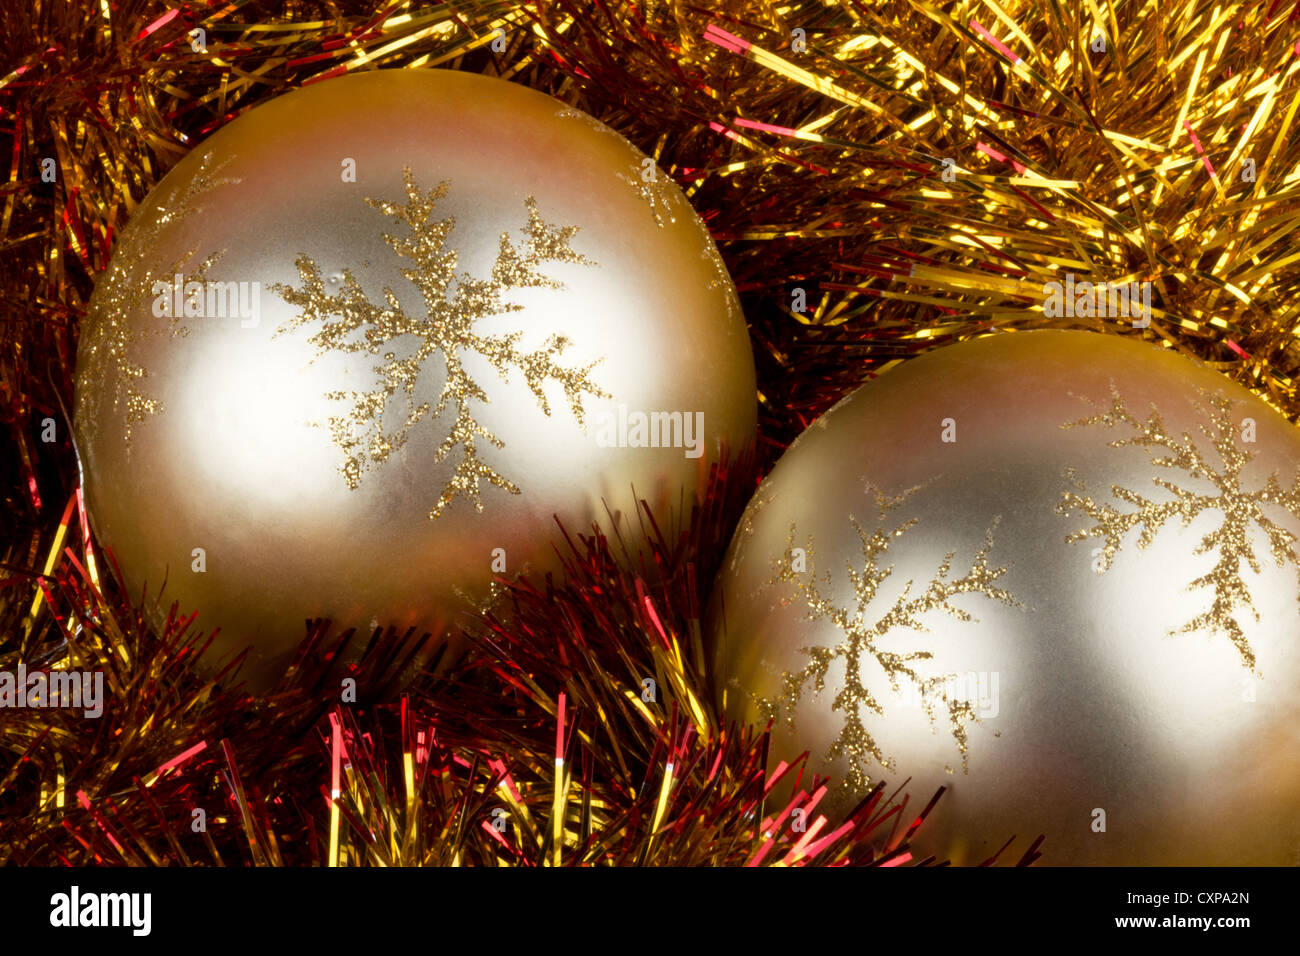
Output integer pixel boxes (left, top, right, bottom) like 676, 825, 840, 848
709, 330, 1300, 865
74, 69, 756, 689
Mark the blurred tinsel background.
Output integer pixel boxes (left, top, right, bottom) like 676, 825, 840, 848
4, 0, 1300, 866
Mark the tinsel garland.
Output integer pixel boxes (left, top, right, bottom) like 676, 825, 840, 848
5, 0, 1298, 865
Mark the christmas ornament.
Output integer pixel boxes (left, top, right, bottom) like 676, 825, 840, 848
74, 69, 756, 689
709, 330, 1300, 865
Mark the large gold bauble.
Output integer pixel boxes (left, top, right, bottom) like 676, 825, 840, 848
74, 69, 756, 689
709, 330, 1300, 865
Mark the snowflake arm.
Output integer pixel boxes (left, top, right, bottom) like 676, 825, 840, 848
80, 154, 234, 445
274, 261, 405, 353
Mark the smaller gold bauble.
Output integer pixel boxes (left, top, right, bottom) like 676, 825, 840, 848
709, 331, 1300, 865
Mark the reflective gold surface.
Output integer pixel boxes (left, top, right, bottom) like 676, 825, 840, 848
710, 331, 1300, 865
75, 70, 756, 689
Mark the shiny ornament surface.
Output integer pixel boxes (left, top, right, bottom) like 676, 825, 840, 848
74, 69, 756, 689
709, 330, 1300, 865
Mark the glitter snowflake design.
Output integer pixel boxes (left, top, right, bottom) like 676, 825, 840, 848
76, 153, 233, 445
728, 489, 775, 573
272, 169, 607, 519
554, 108, 680, 228
754, 486, 1019, 794
1056, 386, 1300, 671
618, 165, 678, 227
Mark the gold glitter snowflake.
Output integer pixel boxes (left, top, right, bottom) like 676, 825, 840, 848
1056, 386, 1300, 671
690, 215, 743, 324
554, 108, 679, 228
755, 486, 1019, 794
618, 165, 678, 227
273, 169, 607, 519
554, 107, 622, 138
76, 154, 233, 445
728, 489, 774, 573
